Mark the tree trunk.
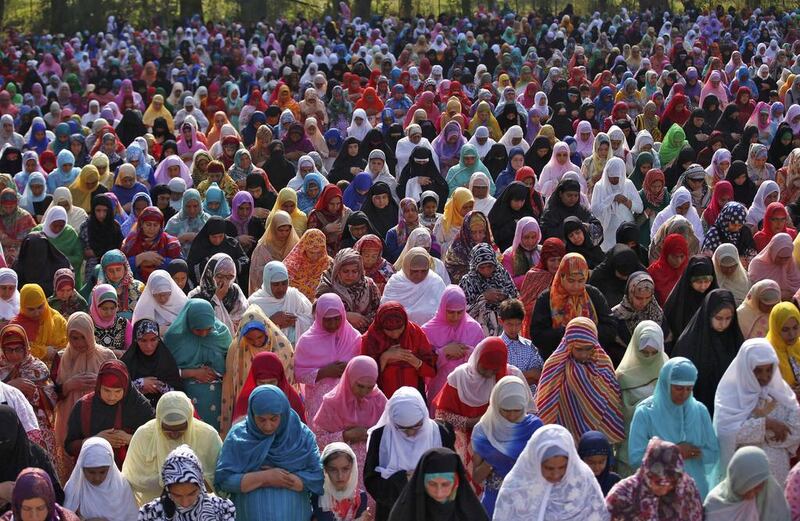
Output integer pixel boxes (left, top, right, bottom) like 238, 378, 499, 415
179, 0, 203, 22
461, 0, 470, 16
400, 0, 412, 18
639, 0, 667, 13
353, 0, 369, 19
49, 0, 67, 32
240, 0, 266, 23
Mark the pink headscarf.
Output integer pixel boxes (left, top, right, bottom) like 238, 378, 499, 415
746, 101, 772, 131
294, 293, 362, 382
153, 155, 194, 187
511, 216, 542, 263
90, 283, 118, 328
313, 355, 387, 432
536, 141, 581, 195
574, 120, 595, 158
747, 233, 800, 300
176, 121, 208, 159
699, 71, 729, 108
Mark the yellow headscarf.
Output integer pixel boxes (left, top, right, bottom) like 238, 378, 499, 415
268, 187, 308, 235
441, 187, 474, 234
68, 165, 101, 212
15, 284, 67, 361
766, 302, 800, 387
121, 391, 222, 505
468, 100, 502, 140
259, 209, 300, 260
219, 304, 295, 434
142, 94, 174, 131
90, 152, 114, 189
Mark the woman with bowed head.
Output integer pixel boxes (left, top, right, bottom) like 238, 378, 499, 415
361, 302, 437, 400
284, 229, 333, 302
165, 189, 209, 257
458, 243, 519, 335
535, 317, 625, 444
384, 246, 446, 321
313, 357, 387, 497
294, 293, 361, 430
500, 217, 541, 289
647, 231, 691, 303
88, 283, 132, 357
493, 424, 609, 521
234, 352, 306, 426
382, 446, 489, 521
139, 444, 236, 521
443, 210, 495, 285
711, 244, 751, 306
312, 442, 371, 521
215, 385, 324, 520
1, 468, 80, 521
64, 360, 154, 469
628, 358, 719, 498
247, 261, 313, 344
713, 338, 800, 486
591, 156, 643, 251
163, 299, 232, 430
672, 289, 744, 415
186, 216, 250, 290
120, 319, 183, 409
11, 283, 67, 364
611, 271, 667, 354
433, 337, 522, 490
605, 437, 704, 521
748, 233, 800, 301
0, 324, 59, 471
354, 234, 395, 294
472, 375, 543, 517
63, 437, 138, 521
79, 194, 123, 283
737, 280, 781, 340
308, 184, 352, 256
578, 430, 621, 496
91, 250, 144, 321
767, 303, 800, 398
519, 238, 565, 330
33, 205, 84, 287
248, 210, 300, 294
704, 446, 791, 521
131, 270, 188, 335
316, 248, 381, 333
529, 253, 616, 359
187, 253, 248, 335
662, 255, 718, 345
364, 386, 454, 521
421, 286, 484, 412
220, 305, 294, 435
122, 391, 222, 506
432, 187, 474, 256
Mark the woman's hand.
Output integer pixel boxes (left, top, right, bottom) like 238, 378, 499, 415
135, 251, 164, 267
270, 312, 297, 329
64, 373, 96, 394
318, 361, 347, 380
677, 443, 701, 460
346, 312, 369, 330
766, 417, 792, 442
141, 377, 164, 395
442, 342, 468, 360
7, 378, 35, 398
343, 426, 368, 444
237, 234, 255, 250
185, 366, 218, 384
324, 222, 342, 234
252, 207, 269, 219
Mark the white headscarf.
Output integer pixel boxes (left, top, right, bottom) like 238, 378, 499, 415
42, 205, 69, 238
380, 247, 446, 324
64, 437, 139, 521
0, 268, 19, 321
650, 186, 705, 242
468, 125, 496, 159
713, 338, 800, 477
498, 125, 530, 153
493, 424, 610, 521
469, 172, 496, 216
367, 386, 442, 479
246, 261, 313, 343
591, 156, 642, 250
712, 244, 752, 305
475, 375, 536, 456
131, 269, 189, 332
0, 380, 38, 433
318, 442, 361, 511
47, 187, 88, 230
445, 338, 524, 408
347, 108, 372, 141
746, 180, 780, 228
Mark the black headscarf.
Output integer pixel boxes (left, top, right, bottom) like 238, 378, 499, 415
725, 160, 757, 207
0, 146, 21, 174
540, 177, 598, 240
663, 255, 718, 345
116, 109, 147, 147
360, 182, 399, 238
329, 136, 367, 184
664, 146, 696, 190
262, 140, 295, 190
488, 181, 534, 251
166, 258, 193, 294
340, 211, 381, 248
14, 231, 71, 295
615, 221, 649, 266
149, 184, 177, 222
482, 143, 509, 180
768, 122, 794, 170
588, 244, 646, 307
245, 172, 277, 210
152, 117, 176, 144
419, 120, 437, 142
120, 319, 184, 408
672, 288, 742, 415
186, 216, 249, 287
360, 128, 397, 173
524, 136, 553, 174
731, 126, 760, 163
387, 447, 488, 521
88, 194, 124, 257
561, 216, 606, 268
397, 146, 448, 209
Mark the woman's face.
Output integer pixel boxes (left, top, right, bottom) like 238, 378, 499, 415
510, 154, 524, 171
541, 456, 568, 484
99, 385, 125, 406
425, 476, 456, 503
18, 497, 50, 521
213, 270, 235, 291
781, 317, 800, 346
369, 158, 384, 174
583, 454, 607, 477
137, 332, 159, 355
598, 142, 609, 158
255, 413, 281, 435
546, 256, 562, 273
646, 472, 677, 497
521, 230, 538, 251
710, 306, 734, 332
322, 314, 342, 333
141, 220, 160, 239
371, 193, 389, 209
561, 271, 586, 296
350, 376, 377, 398
324, 454, 354, 493
97, 301, 117, 321
690, 276, 713, 293
753, 363, 774, 386
477, 262, 495, 278
630, 289, 653, 311
337, 262, 361, 286
567, 228, 584, 246
244, 329, 267, 347
82, 465, 110, 487
327, 196, 343, 214
306, 183, 320, 199
184, 199, 200, 218
764, 191, 779, 206
281, 200, 296, 214
167, 165, 181, 178
510, 198, 526, 211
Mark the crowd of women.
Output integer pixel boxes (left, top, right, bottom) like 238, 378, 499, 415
5, 2, 800, 520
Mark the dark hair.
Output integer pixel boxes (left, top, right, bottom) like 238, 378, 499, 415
499, 298, 525, 321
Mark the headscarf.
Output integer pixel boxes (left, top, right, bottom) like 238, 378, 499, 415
577, 430, 620, 495
317, 442, 363, 519
548, 253, 597, 328
233, 352, 305, 424
711, 243, 751, 305
439, 187, 473, 235
766, 302, 800, 387
493, 424, 609, 520
283, 229, 331, 300
536, 317, 624, 443
7, 468, 72, 521
659, 124, 689, 166
313, 355, 387, 433
64, 437, 138, 521
10, 284, 66, 360
748, 233, 800, 300
612, 271, 664, 333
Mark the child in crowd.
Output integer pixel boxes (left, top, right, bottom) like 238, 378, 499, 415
498, 298, 543, 394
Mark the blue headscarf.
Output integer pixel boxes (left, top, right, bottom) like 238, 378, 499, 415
323, 128, 344, 154
215, 385, 324, 485
342, 171, 373, 211
46, 149, 80, 193
296, 172, 324, 213
125, 143, 151, 183
163, 299, 231, 373
51, 122, 71, 156
593, 86, 615, 122
19, 172, 47, 214
577, 430, 619, 495
120, 191, 152, 236
202, 182, 230, 217
25, 119, 49, 154
494, 146, 524, 196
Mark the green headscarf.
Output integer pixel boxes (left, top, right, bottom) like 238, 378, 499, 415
445, 144, 493, 194
659, 124, 689, 166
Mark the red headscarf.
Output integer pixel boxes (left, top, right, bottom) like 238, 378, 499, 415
661, 93, 691, 126
647, 233, 689, 304
703, 180, 733, 226
233, 352, 306, 423
355, 87, 385, 114
314, 184, 345, 220
753, 202, 798, 252
360, 301, 436, 398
